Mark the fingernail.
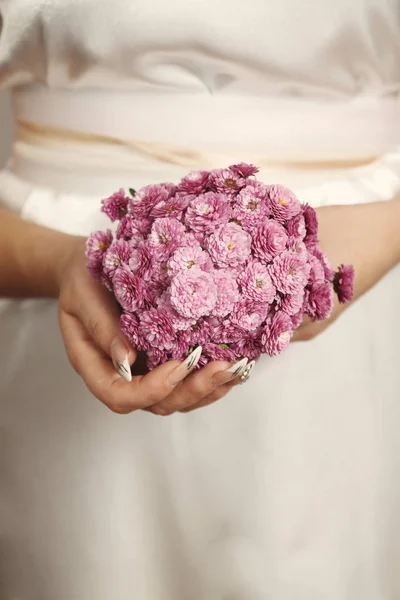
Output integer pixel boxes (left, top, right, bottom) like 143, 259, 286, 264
168, 346, 202, 386
111, 338, 132, 383
212, 357, 248, 386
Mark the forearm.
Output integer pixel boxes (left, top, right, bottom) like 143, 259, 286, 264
0, 209, 79, 297
317, 196, 400, 302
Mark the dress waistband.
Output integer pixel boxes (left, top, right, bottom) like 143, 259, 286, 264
11, 85, 400, 163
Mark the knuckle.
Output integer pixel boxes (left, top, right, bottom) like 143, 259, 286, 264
65, 348, 81, 374
150, 405, 171, 417
102, 387, 133, 414
107, 399, 131, 415
155, 391, 193, 414
145, 381, 171, 405
87, 317, 102, 341
183, 374, 211, 400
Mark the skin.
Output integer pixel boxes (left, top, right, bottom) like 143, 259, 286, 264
1, 198, 399, 415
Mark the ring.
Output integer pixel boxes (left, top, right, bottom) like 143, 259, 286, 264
240, 367, 251, 384
239, 360, 255, 384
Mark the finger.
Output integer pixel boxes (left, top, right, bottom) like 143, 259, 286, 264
59, 311, 201, 413
180, 383, 234, 413
63, 274, 136, 379
151, 359, 233, 416
181, 360, 255, 413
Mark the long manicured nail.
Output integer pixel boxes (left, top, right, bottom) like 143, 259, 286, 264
168, 346, 202, 386
111, 338, 132, 383
212, 357, 248, 386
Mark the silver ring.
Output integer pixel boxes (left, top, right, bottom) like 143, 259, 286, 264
240, 361, 255, 384
240, 368, 251, 384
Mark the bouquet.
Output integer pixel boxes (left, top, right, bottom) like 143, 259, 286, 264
86, 163, 354, 369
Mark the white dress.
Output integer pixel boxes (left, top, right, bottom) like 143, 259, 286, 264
0, 1, 400, 598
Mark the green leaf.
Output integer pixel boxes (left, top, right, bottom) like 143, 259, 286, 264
129, 188, 136, 197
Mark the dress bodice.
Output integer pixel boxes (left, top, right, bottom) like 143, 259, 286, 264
0, 0, 399, 100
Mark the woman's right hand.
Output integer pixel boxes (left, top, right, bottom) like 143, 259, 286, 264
57, 237, 245, 415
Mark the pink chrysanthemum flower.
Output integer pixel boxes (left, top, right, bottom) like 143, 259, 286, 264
212, 269, 240, 318
185, 192, 231, 233
86, 259, 104, 282
129, 244, 152, 280
232, 188, 270, 229
129, 183, 176, 218
308, 253, 326, 285
103, 240, 132, 279
313, 247, 335, 282
229, 162, 259, 178
151, 261, 171, 289
178, 170, 210, 194
270, 250, 311, 295
208, 168, 245, 196
202, 343, 237, 363
291, 310, 304, 329
212, 320, 244, 344
116, 216, 152, 246
120, 312, 140, 348
113, 266, 144, 312
239, 260, 276, 304
261, 312, 294, 356
231, 299, 269, 332
304, 233, 319, 252
168, 245, 212, 276
157, 291, 196, 331
138, 308, 176, 351
86, 229, 113, 263
285, 213, 307, 240
151, 194, 191, 220
334, 264, 355, 304
101, 189, 129, 222
181, 319, 213, 347
191, 231, 206, 247
252, 220, 288, 263
303, 203, 319, 236
242, 179, 269, 200
147, 347, 167, 370
268, 184, 301, 223
183, 232, 200, 247
231, 330, 263, 361
149, 217, 186, 260
279, 290, 305, 316
100, 271, 113, 292
170, 268, 217, 319
116, 216, 134, 241
169, 334, 191, 362
287, 237, 308, 260
305, 282, 334, 321
207, 222, 252, 267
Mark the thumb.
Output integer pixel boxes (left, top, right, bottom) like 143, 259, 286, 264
73, 281, 137, 382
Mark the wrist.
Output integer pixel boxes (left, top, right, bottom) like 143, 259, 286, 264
50, 234, 86, 295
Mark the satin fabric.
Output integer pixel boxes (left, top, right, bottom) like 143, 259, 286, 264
0, 1, 400, 599
1, 0, 400, 159
1, 146, 400, 600
1, 0, 399, 95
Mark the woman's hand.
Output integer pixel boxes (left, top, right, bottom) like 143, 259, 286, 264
294, 198, 400, 341
57, 237, 245, 415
